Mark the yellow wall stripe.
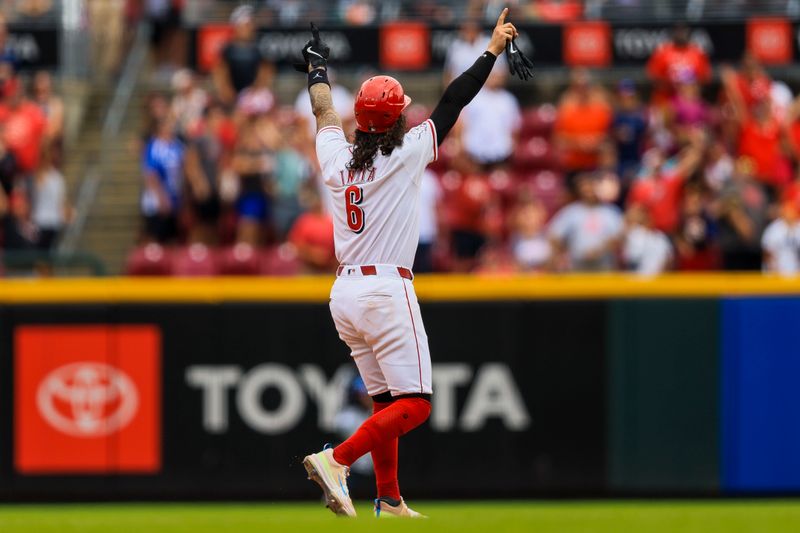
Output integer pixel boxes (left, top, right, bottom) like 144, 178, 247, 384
1, 274, 800, 303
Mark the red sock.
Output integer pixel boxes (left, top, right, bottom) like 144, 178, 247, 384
370, 401, 400, 500
333, 398, 430, 470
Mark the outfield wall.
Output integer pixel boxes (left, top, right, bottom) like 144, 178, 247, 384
1, 275, 798, 500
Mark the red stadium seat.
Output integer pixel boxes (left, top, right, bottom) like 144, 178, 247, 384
172, 243, 219, 277
488, 169, 518, 203
217, 243, 261, 276
125, 244, 173, 276
521, 170, 567, 217
520, 104, 557, 139
260, 244, 302, 276
512, 136, 555, 172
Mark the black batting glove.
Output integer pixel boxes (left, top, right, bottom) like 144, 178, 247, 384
293, 22, 330, 73
506, 37, 534, 81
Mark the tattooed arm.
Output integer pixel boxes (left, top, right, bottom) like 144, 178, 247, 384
309, 71, 343, 133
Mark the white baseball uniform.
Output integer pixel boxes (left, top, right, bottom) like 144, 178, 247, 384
316, 120, 438, 397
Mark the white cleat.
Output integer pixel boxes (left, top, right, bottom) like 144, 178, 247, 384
303, 447, 357, 517
374, 497, 427, 518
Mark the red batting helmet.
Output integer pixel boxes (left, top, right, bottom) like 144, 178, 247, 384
354, 75, 412, 133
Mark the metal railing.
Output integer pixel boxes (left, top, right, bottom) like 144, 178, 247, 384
1, 250, 107, 276
57, 22, 151, 256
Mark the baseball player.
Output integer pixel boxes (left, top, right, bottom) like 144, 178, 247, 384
299, 9, 519, 518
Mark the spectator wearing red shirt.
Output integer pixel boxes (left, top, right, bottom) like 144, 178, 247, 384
724, 66, 792, 194
647, 25, 711, 106
447, 173, 494, 272
627, 137, 703, 235
288, 184, 336, 273
0, 76, 46, 177
727, 53, 772, 112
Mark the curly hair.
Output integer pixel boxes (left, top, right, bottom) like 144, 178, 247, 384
347, 115, 407, 173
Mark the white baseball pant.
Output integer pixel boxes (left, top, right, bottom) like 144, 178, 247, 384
329, 264, 433, 397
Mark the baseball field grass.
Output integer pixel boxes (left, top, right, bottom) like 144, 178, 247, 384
1, 500, 799, 532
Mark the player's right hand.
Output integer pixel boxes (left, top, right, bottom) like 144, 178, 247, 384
487, 8, 517, 56
294, 22, 330, 73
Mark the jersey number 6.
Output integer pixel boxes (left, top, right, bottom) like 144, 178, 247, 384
345, 185, 365, 234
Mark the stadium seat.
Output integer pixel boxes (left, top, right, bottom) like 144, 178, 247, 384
125, 243, 173, 276
520, 104, 557, 139
512, 136, 555, 172
428, 136, 461, 173
172, 243, 219, 277
260, 244, 302, 276
521, 170, 567, 217
217, 243, 261, 276
488, 169, 518, 204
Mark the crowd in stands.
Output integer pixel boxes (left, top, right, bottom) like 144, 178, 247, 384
202, 0, 798, 25
128, 8, 800, 276
0, 13, 69, 260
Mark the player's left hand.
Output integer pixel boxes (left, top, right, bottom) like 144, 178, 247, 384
294, 22, 330, 73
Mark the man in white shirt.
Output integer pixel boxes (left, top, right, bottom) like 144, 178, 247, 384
294, 70, 355, 136
461, 70, 521, 168
414, 168, 442, 272
444, 19, 507, 84
762, 202, 800, 275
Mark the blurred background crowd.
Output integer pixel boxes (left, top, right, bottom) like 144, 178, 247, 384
2, 0, 800, 276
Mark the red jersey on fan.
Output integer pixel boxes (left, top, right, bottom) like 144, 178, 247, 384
628, 170, 685, 234
647, 42, 711, 104
739, 117, 791, 188
0, 102, 46, 174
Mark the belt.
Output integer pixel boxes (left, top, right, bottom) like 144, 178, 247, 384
336, 264, 414, 280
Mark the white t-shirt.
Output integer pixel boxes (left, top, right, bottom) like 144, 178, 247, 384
295, 84, 355, 136
418, 169, 442, 244
762, 218, 800, 275
33, 168, 66, 229
444, 34, 507, 81
623, 225, 673, 275
462, 88, 521, 163
316, 120, 438, 268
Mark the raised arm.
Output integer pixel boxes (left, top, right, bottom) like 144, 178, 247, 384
294, 23, 342, 133
429, 8, 517, 143
309, 75, 342, 132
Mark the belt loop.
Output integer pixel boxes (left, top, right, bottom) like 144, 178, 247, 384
360, 265, 378, 276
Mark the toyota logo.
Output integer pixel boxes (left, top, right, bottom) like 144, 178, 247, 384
36, 362, 139, 438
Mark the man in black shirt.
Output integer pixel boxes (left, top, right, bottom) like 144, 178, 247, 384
213, 5, 274, 105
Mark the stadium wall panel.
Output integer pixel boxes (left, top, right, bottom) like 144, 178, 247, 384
2, 276, 800, 500
607, 300, 720, 493
721, 297, 800, 493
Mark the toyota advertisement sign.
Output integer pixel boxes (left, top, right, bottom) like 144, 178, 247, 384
0, 302, 605, 500
13, 325, 161, 475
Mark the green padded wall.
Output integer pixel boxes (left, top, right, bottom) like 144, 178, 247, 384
608, 299, 720, 493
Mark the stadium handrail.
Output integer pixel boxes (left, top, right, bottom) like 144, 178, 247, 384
1, 273, 800, 303
1, 250, 106, 276
57, 22, 152, 255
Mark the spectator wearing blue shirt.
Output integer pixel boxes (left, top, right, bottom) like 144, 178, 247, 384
611, 79, 648, 187
141, 118, 184, 243
0, 16, 19, 73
